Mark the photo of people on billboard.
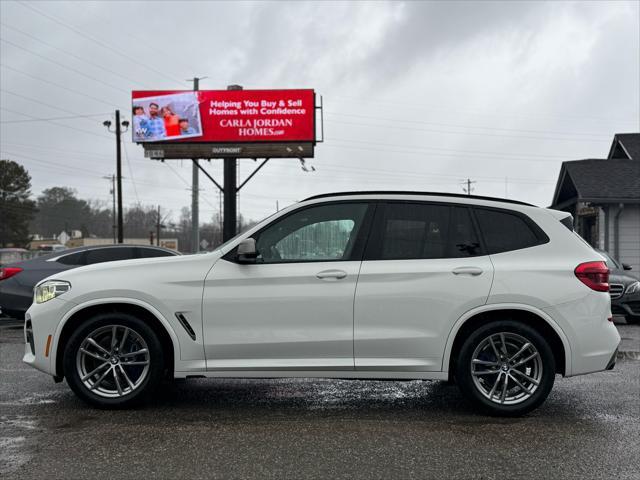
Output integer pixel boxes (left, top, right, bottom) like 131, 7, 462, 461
132, 92, 202, 142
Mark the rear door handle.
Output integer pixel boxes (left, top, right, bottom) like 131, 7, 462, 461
452, 266, 483, 276
316, 269, 348, 280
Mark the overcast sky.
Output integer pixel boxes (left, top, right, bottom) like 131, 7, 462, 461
1, 0, 639, 226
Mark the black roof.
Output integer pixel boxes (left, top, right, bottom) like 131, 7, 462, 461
304, 191, 534, 207
551, 159, 640, 207
608, 133, 640, 160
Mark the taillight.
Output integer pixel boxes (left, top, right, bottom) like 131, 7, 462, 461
0, 267, 23, 281
575, 261, 609, 292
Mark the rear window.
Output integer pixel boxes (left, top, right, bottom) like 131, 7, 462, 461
137, 248, 175, 258
56, 252, 85, 265
475, 208, 545, 254
84, 247, 134, 264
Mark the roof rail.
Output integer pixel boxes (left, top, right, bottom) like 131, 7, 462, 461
303, 191, 535, 207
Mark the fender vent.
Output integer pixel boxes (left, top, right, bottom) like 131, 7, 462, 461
175, 312, 196, 341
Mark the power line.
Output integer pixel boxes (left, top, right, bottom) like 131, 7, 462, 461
0, 21, 147, 88
0, 107, 113, 139
325, 118, 607, 144
121, 138, 140, 205
331, 94, 638, 126
324, 111, 612, 139
0, 37, 129, 94
332, 135, 575, 159
0, 63, 120, 108
0, 112, 110, 124
0, 88, 112, 123
18, 1, 184, 85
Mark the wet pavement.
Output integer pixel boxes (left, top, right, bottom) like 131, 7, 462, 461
1, 319, 639, 479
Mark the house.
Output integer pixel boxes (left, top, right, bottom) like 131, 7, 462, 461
550, 133, 640, 270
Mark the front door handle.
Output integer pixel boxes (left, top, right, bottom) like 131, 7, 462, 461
452, 266, 483, 276
316, 269, 348, 280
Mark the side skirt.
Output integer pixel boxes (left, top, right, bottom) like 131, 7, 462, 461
173, 370, 449, 380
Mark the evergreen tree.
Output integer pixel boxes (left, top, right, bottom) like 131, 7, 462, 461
0, 159, 37, 248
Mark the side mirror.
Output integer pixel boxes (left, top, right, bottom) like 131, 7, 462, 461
237, 238, 257, 263
622, 263, 632, 271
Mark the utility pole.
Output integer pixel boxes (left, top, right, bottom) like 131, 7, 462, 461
103, 112, 129, 243
103, 175, 116, 243
223, 84, 243, 242
156, 205, 161, 246
462, 178, 476, 196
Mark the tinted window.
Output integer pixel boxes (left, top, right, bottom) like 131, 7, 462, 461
56, 252, 85, 265
84, 247, 134, 265
475, 209, 541, 254
254, 203, 368, 263
371, 203, 481, 260
138, 248, 175, 258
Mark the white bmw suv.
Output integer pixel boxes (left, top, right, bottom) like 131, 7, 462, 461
24, 192, 620, 416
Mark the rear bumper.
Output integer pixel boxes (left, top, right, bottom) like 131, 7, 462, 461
543, 292, 621, 377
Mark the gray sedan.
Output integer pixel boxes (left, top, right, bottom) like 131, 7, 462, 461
0, 245, 179, 319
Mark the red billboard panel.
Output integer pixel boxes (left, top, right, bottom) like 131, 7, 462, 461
131, 89, 315, 143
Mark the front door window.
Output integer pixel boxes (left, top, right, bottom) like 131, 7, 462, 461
254, 203, 369, 263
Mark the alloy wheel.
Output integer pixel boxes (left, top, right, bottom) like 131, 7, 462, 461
470, 332, 543, 405
75, 325, 150, 398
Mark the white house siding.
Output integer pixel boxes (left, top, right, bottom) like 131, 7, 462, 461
597, 206, 606, 250
607, 205, 640, 271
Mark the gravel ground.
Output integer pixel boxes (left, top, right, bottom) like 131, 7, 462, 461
1, 318, 638, 479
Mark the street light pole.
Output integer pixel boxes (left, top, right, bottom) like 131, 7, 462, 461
104, 111, 129, 244
115, 109, 123, 243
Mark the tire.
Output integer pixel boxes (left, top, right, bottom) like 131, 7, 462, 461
455, 320, 555, 417
625, 315, 640, 325
63, 312, 164, 408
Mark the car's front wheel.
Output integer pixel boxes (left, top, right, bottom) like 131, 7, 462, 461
63, 312, 164, 408
455, 320, 555, 416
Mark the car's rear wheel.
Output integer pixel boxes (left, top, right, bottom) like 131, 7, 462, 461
63, 312, 164, 408
455, 320, 555, 416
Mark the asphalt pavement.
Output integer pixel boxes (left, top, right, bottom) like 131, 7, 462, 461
1, 318, 639, 480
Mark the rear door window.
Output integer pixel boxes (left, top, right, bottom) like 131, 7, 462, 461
367, 203, 483, 260
84, 247, 135, 265
474, 208, 546, 254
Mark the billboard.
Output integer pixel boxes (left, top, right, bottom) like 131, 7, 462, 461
131, 89, 315, 144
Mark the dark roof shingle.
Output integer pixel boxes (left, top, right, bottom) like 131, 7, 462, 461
609, 133, 640, 160
563, 159, 640, 201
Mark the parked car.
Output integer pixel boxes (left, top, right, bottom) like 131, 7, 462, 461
0, 248, 33, 266
23, 192, 620, 416
596, 249, 640, 324
0, 245, 179, 319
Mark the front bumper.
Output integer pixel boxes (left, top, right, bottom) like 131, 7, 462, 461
22, 297, 74, 376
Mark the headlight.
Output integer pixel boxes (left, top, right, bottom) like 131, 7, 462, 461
626, 281, 640, 295
34, 280, 71, 304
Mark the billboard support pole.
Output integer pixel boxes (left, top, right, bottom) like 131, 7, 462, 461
222, 84, 243, 242
223, 157, 237, 242
191, 77, 202, 253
